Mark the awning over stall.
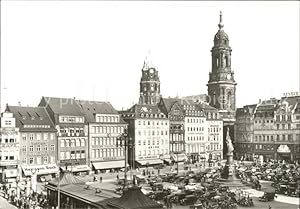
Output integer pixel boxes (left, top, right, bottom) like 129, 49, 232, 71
92, 161, 127, 170
60, 165, 91, 173
136, 159, 163, 166
171, 153, 187, 162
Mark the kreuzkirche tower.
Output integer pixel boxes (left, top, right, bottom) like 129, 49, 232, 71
207, 12, 237, 156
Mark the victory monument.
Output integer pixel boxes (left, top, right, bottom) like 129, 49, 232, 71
217, 127, 243, 187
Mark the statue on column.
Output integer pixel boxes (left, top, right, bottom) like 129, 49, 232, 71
226, 127, 234, 156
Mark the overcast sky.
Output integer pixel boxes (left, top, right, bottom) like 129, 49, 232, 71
1, 1, 299, 111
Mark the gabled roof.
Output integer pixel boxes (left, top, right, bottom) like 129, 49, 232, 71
7, 105, 56, 132
236, 104, 257, 117
77, 100, 126, 124
107, 186, 163, 209
160, 98, 183, 113
39, 97, 85, 116
276, 96, 300, 113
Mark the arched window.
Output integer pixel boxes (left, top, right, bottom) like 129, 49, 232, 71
216, 57, 219, 67
227, 92, 232, 109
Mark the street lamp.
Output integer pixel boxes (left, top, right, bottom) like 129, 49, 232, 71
117, 128, 130, 188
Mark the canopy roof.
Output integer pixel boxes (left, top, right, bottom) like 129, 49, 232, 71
107, 186, 163, 209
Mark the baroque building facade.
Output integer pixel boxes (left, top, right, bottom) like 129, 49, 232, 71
234, 96, 300, 163
120, 59, 169, 168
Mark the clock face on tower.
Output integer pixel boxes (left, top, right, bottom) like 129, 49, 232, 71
226, 73, 231, 80
149, 69, 154, 74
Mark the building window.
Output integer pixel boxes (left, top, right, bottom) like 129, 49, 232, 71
44, 133, 48, 140
65, 151, 70, 159
61, 139, 65, 147
29, 145, 34, 152
36, 156, 41, 164
71, 139, 75, 147
29, 134, 34, 140
44, 145, 48, 151
22, 134, 27, 141
22, 146, 27, 152
43, 156, 48, 164
37, 145, 41, 152
22, 157, 27, 164
50, 144, 55, 151
50, 133, 54, 140
29, 157, 34, 164
81, 139, 85, 147
36, 134, 41, 140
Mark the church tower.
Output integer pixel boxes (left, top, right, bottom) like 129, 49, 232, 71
207, 12, 237, 158
139, 55, 161, 105
207, 11, 237, 119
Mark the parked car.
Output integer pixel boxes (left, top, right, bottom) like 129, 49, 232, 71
180, 194, 197, 206
259, 191, 276, 202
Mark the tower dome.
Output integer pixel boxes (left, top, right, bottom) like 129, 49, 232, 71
214, 11, 229, 47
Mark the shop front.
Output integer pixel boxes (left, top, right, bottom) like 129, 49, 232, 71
277, 144, 292, 162
0, 165, 19, 183
92, 160, 127, 173
60, 164, 91, 176
22, 164, 59, 181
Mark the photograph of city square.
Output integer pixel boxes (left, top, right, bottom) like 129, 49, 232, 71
0, 1, 299, 209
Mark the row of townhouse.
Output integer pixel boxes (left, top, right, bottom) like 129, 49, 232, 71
119, 59, 223, 169
119, 98, 223, 169
234, 96, 300, 163
0, 96, 223, 183
0, 56, 224, 183
0, 98, 127, 184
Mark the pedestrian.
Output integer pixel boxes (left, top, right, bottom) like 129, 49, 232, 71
100, 176, 103, 183
169, 200, 173, 209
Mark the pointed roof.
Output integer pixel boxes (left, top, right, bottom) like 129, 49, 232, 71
107, 186, 163, 209
48, 171, 85, 187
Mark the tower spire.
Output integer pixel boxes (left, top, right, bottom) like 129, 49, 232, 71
218, 11, 224, 30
